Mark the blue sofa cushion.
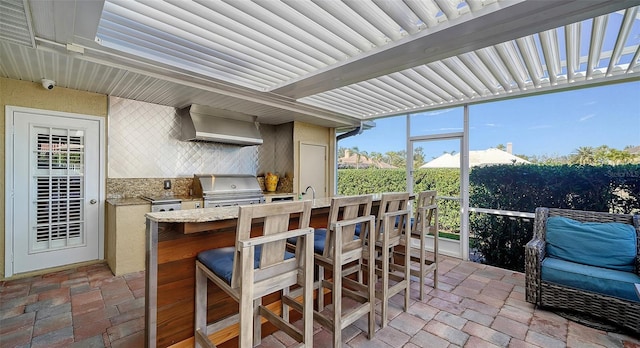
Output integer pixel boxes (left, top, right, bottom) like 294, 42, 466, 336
541, 257, 640, 303
546, 216, 637, 272
198, 246, 294, 285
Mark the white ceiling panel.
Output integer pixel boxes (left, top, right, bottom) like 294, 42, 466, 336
0, 0, 34, 47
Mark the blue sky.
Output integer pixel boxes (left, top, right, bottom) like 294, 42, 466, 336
338, 80, 640, 161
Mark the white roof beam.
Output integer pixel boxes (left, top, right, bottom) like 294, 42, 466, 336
606, 6, 638, 76
185, 0, 330, 67
565, 22, 581, 82
377, 75, 434, 105
433, 0, 460, 20
273, 0, 630, 98
325, 89, 391, 114
307, 93, 374, 116
515, 36, 544, 87
539, 29, 561, 85
626, 45, 640, 73
334, 85, 400, 110
244, 0, 356, 61
494, 42, 527, 90
415, 65, 462, 101
350, 83, 408, 110
358, 80, 416, 108
400, 69, 449, 102
586, 15, 607, 79
440, 56, 487, 97
104, 1, 314, 76
281, 0, 373, 53
394, 70, 442, 104
371, 0, 423, 35
475, 47, 513, 92
403, 0, 442, 28
427, 60, 476, 99
310, 0, 389, 47
302, 98, 368, 117
458, 52, 500, 94
343, 0, 404, 41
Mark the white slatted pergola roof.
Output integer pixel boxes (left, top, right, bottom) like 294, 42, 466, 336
1, 0, 639, 128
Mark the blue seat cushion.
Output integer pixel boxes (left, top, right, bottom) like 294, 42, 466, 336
288, 229, 327, 254
198, 246, 294, 285
541, 257, 640, 303
288, 228, 362, 254
546, 216, 637, 272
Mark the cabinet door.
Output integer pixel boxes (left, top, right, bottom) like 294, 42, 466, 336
299, 142, 327, 198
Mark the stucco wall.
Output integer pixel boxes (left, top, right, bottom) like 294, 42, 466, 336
0, 77, 108, 278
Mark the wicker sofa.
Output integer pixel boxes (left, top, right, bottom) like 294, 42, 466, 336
525, 207, 640, 334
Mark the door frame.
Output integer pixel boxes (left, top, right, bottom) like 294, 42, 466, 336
405, 106, 470, 260
4, 105, 106, 277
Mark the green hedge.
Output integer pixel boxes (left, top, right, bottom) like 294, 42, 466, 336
337, 168, 461, 230
338, 164, 640, 272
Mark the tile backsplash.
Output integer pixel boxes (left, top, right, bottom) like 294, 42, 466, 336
106, 97, 294, 197
108, 97, 259, 178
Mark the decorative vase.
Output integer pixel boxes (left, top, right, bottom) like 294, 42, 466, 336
265, 172, 278, 192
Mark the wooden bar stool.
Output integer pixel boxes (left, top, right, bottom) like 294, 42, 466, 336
290, 195, 376, 346
402, 190, 439, 301
194, 200, 314, 348
366, 192, 411, 328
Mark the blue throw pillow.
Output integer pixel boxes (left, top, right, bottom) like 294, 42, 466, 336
546, 216, 637, 272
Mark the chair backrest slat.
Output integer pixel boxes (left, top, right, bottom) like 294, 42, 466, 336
413, 191, 437, 235
376, 192, 410, 241
231, 200, 313, 288
325, 195, 373, 258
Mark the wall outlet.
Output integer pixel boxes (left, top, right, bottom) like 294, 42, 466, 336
163, 179, 171, 190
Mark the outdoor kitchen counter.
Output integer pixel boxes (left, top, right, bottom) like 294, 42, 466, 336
144, 196, 373, 348
145, 197, 332, 223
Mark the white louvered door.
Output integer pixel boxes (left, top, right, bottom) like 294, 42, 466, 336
8, 108, 102, 275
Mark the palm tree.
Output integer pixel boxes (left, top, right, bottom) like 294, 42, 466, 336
607, 149, 636, 164
413, 147, 426, 168
571, 146, 595, 165
350, 146, 368, 169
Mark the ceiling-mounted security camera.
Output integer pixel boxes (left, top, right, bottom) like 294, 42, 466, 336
41, 79, 55, 90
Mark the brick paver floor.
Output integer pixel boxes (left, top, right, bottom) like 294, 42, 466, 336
1, 257, 639, 347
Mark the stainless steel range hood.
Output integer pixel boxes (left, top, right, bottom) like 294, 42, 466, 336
179, 104, 263, 146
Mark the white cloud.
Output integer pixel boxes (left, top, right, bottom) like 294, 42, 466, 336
485, 123, 500, 127
580, 114, 595, 122
584, 101, 597, 106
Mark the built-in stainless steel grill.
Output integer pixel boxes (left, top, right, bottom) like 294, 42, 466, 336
193, 174, 265, 208
141, 195, 182, 212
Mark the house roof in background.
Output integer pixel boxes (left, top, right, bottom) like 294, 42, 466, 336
421, 148, 530, 168
0, 0, 638, 129
339, 150, 397, 169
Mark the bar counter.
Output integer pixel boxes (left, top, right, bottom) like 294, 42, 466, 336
144, 197, 342, 348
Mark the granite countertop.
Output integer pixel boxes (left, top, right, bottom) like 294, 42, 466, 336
146, 197, 333, 223
263, 191, 296, 197
145, 193, 394, 223
107, 195, 203, 206
106, 197, 148, 206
